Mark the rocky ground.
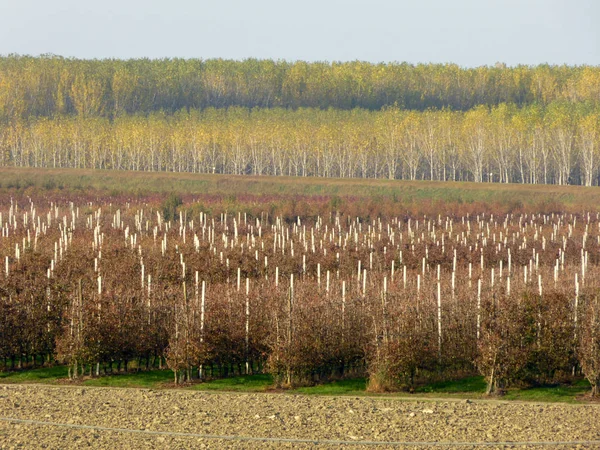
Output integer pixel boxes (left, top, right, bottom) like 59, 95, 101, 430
1, 384, 600, 449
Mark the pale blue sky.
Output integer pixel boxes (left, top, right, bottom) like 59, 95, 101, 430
1, 0, 597, 66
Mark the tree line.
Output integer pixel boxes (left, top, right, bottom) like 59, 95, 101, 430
1, 104, 599, 185
1, 55, 600, 120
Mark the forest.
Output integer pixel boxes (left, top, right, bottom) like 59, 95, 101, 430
1, 56, 600, 116
0, 56, 599, 186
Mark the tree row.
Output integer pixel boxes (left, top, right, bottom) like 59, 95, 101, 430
2, 104, 599, 185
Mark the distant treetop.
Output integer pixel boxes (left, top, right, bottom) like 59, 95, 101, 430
0, 55, 599, 120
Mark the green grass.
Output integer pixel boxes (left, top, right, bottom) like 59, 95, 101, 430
415, 376, 488, 395
191, 374, 273, 392
0, 365, 68, 383
502, 379, 591, 403
81, 370, 174, 388
291, 378, 367, 395
0, 367, 593, 403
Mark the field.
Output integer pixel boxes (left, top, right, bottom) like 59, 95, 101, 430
2, 167, 600, 210
2, 168, 600, 446
2, 384, 600, 449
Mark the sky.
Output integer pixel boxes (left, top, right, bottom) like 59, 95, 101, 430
0, 0, 597, 67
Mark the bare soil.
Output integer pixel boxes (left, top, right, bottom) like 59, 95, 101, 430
1, 384, 600, 449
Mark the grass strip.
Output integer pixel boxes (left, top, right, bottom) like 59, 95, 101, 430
0, 367, 592, 403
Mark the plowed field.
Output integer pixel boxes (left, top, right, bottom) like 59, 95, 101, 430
1, 385, 600, 449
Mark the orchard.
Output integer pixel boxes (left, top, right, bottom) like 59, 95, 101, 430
2, 194, 600, 396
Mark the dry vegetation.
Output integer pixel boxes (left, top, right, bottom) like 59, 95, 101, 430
3, 167, 600, 210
